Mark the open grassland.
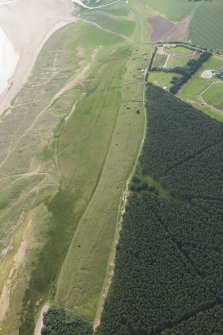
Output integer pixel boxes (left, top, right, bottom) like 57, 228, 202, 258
0, 21, 101, 334
167, 54, 198, 68
165, 46, 193, 55
55, 41, 146, 322
81, 0, 114, 7
80, 5, 136, 38
179, 54, 223, 120
149, 72, 180, 91
0, 0, 150, 333
202, 83, 223, 110
0, 20, 126, 334
153, 54, 167, 68
145, 0, 196, 22
189, 0, 223, 51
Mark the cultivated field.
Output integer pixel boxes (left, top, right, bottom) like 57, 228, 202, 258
146, 0, 196, 22
189, 0, 223, 51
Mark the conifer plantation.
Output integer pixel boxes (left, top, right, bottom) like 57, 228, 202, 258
97, 84, 223, 335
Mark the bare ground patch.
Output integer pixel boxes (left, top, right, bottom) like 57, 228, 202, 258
148, 14, 192, 43
162, 14, 193, 42
148, 16, 174, 43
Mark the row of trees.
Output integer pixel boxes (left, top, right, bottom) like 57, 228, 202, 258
97, 84, 223, 334
151, 52, 212, 94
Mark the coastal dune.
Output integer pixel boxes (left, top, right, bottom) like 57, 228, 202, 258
0, 0, 75, 115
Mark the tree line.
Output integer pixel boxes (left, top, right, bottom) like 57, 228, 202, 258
41, 307, 93, 335
151, 51, 212, 94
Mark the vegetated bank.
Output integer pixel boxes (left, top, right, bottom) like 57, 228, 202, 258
17, 11, 146, 335
96, 84, 223, 335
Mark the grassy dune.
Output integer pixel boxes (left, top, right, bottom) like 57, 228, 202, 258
0, 1, 149, 333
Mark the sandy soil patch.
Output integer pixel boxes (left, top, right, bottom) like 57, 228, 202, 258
0, 28, 19, 95
0, 0, 75, 115
34, 304, 50, 335
8, 330, 19, 335
149, 14, 192, 43
163, 14, 193, 42
148, 16, 174, 43
0, 225, 30, 324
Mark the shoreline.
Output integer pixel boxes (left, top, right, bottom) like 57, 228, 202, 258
0, 0, 75, 115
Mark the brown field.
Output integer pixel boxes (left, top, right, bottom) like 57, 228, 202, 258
163, 14, 192, 42
148, 16, 174, 43
148, 14, 192, 43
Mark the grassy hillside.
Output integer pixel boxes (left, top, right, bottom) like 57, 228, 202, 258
0, 0, 149, 333
146, 0, 196, 22
189, 0, 223, 50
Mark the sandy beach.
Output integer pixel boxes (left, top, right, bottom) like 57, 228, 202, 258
0, 0, 75, 115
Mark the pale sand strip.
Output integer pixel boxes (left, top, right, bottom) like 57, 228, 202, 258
0, 0, 75, 115
0, 28, 19, 95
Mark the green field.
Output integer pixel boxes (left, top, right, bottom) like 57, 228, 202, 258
80, 10, 136, 37
0, 1, 149, 333
149, 72, 180, 91
146, 0, 197, 22
153, 54, 167, 68
203, 83, 223, 110
81, 0, 113, 7
165, 46, 193, 55
167, 54, 197, 68
55, 44, 145, 322
179, 55, 223, 118
189, 0, 223, 50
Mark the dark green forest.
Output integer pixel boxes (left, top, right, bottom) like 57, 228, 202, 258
97, 84, 223, 335
41, 307, 93, 335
